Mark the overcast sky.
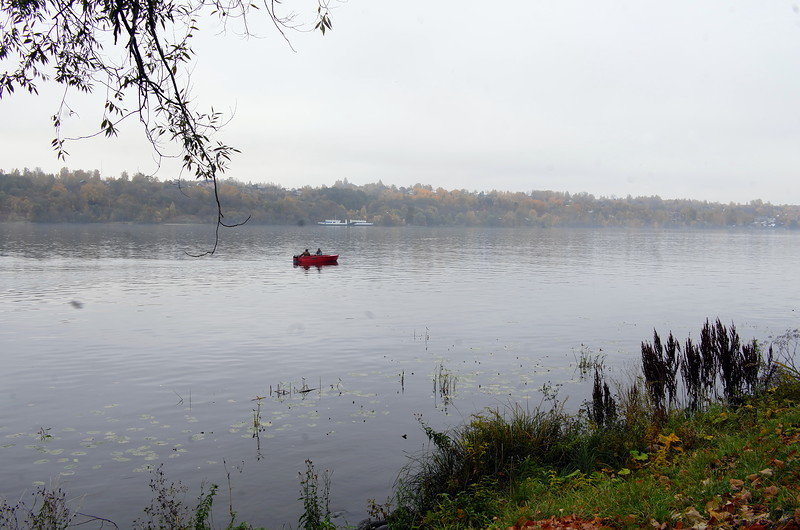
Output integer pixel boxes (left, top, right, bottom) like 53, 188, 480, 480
3, 1, 800, 203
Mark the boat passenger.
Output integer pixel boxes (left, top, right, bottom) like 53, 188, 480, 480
315, 248, 322, 255
300, 249, 311, 256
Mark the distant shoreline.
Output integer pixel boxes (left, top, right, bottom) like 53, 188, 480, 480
3, 169, 798, 229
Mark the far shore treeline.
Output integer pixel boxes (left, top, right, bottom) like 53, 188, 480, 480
2, 167, 799, 228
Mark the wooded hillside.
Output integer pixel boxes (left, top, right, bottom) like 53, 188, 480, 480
2, 168, 797, 228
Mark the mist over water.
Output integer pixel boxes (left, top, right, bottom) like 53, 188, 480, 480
1, 224, 797, 526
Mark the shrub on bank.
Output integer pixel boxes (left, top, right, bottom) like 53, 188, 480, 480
387, 320, 797, 529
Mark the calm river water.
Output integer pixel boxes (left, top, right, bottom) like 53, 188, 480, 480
1, 224, 798, 527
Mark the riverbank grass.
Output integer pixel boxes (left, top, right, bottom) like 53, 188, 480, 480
389, 322, 800, 529
391, 383, 800, 529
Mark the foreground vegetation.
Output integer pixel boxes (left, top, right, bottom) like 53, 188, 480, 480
2, 322, 798, 528
384, 385, 800, 529
383, 322, 800, 529
2, 168, 799, 228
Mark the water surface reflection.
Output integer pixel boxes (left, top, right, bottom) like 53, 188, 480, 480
0, 224, 797, 526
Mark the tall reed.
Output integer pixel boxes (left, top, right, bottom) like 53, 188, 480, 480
641, 330, 680, 415
590, 367, 616, 427
642, 318, 775, 414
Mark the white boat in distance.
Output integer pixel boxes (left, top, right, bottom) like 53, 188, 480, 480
317, 219, 374, 226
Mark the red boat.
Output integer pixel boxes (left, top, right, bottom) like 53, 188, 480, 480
293, 254, 339, 266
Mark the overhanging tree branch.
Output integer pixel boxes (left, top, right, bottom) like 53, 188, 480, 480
0, 0, 333, 255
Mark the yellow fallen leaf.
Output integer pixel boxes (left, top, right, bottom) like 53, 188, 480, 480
659, 432, 681, 446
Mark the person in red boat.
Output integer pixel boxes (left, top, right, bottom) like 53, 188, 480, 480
300, 249, 311, 256
315, 248, 322, 255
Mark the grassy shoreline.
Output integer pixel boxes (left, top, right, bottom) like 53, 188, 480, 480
381, 322, 800, 529
385, 389, 800, 529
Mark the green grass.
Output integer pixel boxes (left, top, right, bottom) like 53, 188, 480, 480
391, 384, 800, 529
385, 322, 800, 529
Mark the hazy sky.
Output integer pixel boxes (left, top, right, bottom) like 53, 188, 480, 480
3, 1, 800, 203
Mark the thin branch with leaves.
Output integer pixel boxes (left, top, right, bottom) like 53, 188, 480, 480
1, 0, 333, 254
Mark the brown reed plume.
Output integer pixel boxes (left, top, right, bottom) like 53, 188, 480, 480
643, 319, 775, 415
